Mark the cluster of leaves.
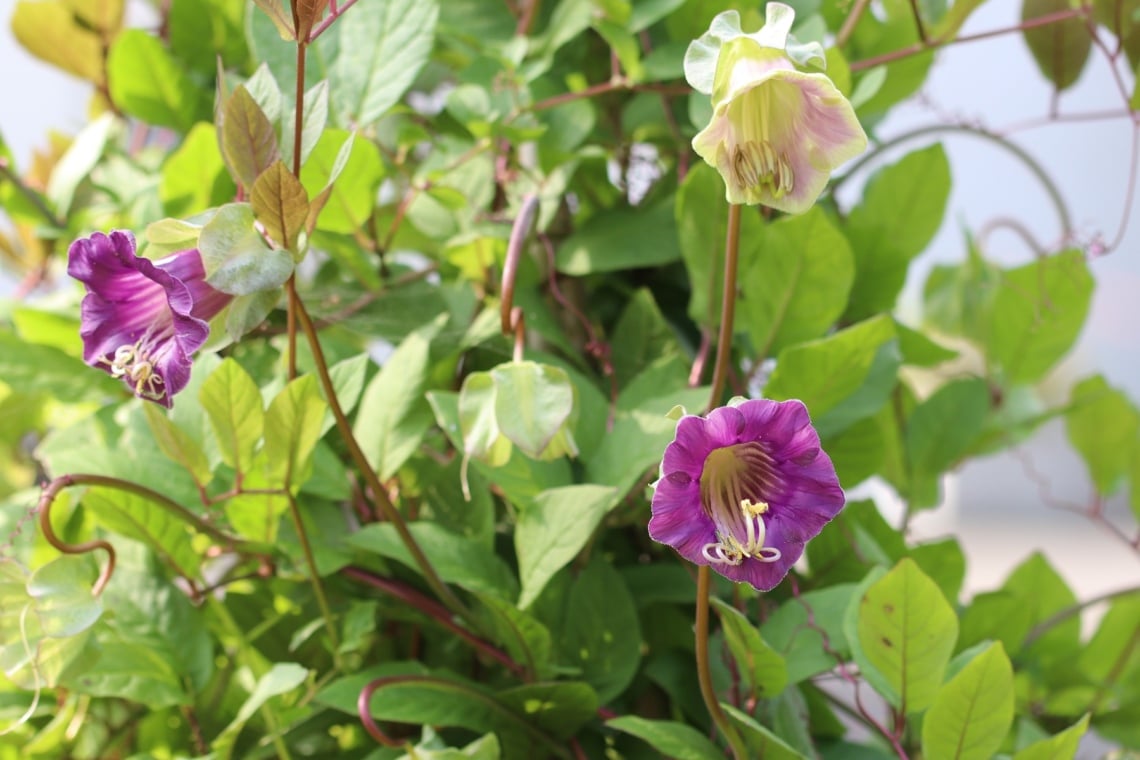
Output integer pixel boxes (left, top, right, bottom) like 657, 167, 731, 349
1, 0, 1139, 758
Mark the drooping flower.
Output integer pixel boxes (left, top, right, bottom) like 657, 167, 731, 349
67, 230, 231, 408
648, 398, 845, 590
685, 4, 867, 213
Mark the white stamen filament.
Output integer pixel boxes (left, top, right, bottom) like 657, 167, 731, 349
99, 337, 167, 401
701, 498, 781, 567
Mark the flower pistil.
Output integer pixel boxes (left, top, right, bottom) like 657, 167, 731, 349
698, 443, 782, 566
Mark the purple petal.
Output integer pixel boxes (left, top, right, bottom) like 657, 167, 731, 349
648, 471, 716, 565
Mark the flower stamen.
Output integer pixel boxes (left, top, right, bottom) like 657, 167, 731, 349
730, 140, 795, 199
701, 497, 782, 566
99, 339, 167, 401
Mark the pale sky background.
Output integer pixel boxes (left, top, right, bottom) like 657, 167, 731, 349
0, 2, 1137, 603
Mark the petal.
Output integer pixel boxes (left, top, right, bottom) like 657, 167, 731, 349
737, 398, 812, 448
704, 405, 747, 447
718, 512, 805, 590
649, 471, 716, 565
663, 415, 715, 479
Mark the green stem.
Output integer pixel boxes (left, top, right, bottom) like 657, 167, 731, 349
707, 203, 742, 410
834, 124, 1073, 238
291, 295, 474, 624
695, 566, 748, 759
209, 598, 294, 760
286, 492, 340, 653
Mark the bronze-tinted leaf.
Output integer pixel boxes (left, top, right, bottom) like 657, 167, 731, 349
294, 0, 330, 40
1021, 0, 1092, 90
253, 0, 295, 40
221, 85, 280, 188
251, 161, 310, 251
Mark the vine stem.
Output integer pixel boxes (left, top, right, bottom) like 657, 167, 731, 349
848, 7, 1090, 72
286, 492, 339, 652
37, 473, 274, 596
291, 295, 473, 624
342, 566, 527, 678
693, 201, 747, 760
695, 566, 747, 759
707, 203, 741, 410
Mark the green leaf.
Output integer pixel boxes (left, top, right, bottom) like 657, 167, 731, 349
160, 122, 236, 217
676, 164, 763, 328
1076, 593, 1140, 698
515, 485, 620, 609
332, 0, 439, 126
300, 129, 384, 234
250, 160, 310, 251
353, 320, 441, 479
11, 0, 105, 83
199, 358, 264, 473
607, 715, 723, 760
264, 375, 328, 488
724, 704, 807, 759
584, 356, 708, 495
558, 558, 641, 704
806, 500, 905, 587
1013, 714, 1090, 760
282, 80, 329, 169
0, 331, 123, 403
45, 113, 116, 217
107, 29, 203, 131
1001, 552, 1079, 663
844, 144, 951, 319
764, 315, 900, 438
909, 538, 967, 605
1022, 0, 1091, 90
349, 522, 519, 599
496, 681, 599, 740
895, 321, 958, 367
0, 557, 100, 691
740, 206, 856, 357
142, 404, 213, 486
223, 290, 280, 343
921, 642, 1015, 760
856, 558, 958, 713
199, 202, 295, 294
213, 663, 309, 757
823, 417, 886, 490
221, 84, 281, 188
981, 249, 1093, 384
319, 668, 567, 758
81, 487, 202, 580
1065, 375, 1139, 496
473, 592, 554, 679
490, 362, 578, 460
609, 288, 683, 388
556, 198, 681, 274
710, 598, 788, 699
905, 377, 990, 499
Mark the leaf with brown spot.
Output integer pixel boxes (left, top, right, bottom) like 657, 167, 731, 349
251, 161, 310, 252
221, 85, 280, 188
